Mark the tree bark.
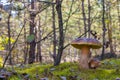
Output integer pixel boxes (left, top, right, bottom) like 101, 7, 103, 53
101, 0, 106, 60
88, 0, 91, 38
117, 0, 120, 30
23, 12, 27, 64
107, 1, 115, 56
52, 4, 57, 62
36, 16, 42, 62
54, 0, 64, 66
7, 13, 12, 65
28, 0, 36, 64
82, 0, 87, 37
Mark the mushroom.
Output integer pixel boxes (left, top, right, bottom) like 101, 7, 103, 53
71, 38, 102, 69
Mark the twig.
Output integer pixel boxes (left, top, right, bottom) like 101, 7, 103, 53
63, 30, 90, 49
37, 0, 56, 4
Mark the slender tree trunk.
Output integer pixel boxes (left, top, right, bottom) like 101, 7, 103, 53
3, 17, 25, 68
28, 0, 36, 64
117, 0, 120, 29
36, 16, 42, 62
7, 13, 12, 65
101, 0, 106, 60
107, 1, 115, 56
23, 12, 27, 64
23, 27, 27, 64
52, 4, 57, 62
54, 0, 64, 66
82, 0, 87, 37
88, 0, 91, 38
35, 28, 38, 62
107, 24, 114, 55
114, 39, 117, 52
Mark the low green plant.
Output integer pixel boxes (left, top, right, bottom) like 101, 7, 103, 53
0, 56, 3, 67
8, 59, 120, 80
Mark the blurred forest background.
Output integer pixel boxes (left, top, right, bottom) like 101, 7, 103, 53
0, 0, 119, 67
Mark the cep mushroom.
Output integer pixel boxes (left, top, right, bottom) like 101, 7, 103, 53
71, 38, 102, 69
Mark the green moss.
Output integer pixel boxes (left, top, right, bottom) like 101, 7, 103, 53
101, 58, 120, 69
9, 76, 21, 80
8, 59, 120, 80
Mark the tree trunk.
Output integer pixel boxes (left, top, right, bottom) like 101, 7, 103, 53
7, 13, 12, 65
117, 0, 120, 30
36, 16, 42, 62
23, 11, 27, 64
28, 0, 36, 64
54, 0, 64, 66
88, 0, 91, 38
23, 27, 27, 64
52, 4, 57, 62
101, 0, 106, 60
107, 1, 115, 57
107, 24, 115, 55
82, 0, 87, 37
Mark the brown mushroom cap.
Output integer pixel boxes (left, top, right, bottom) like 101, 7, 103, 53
71, 38, 102, 49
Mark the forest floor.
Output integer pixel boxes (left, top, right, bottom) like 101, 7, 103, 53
1, 58, 120, 80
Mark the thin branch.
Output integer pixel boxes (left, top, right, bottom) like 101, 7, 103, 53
37, 0, 56, 4
63, 30, 90, 49
2, 22, 25, 68
36, 28, 59, 44
64, 0, 75, 33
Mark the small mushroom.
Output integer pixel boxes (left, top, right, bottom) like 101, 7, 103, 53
71, 38, 102, 69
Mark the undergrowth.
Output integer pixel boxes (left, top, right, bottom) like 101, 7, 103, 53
7, 59, 120, 80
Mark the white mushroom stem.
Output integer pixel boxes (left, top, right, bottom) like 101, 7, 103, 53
79, 46, 90, 69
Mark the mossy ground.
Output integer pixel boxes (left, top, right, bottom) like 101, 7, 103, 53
8, 59, 120, 80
